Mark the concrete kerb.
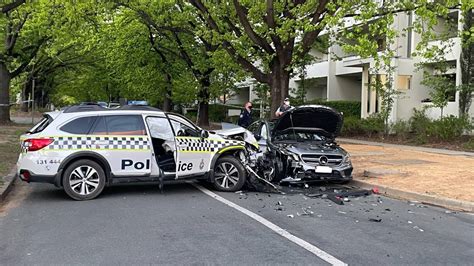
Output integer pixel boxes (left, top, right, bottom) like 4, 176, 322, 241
351, 180, 474, 212
0, 167, 18, 202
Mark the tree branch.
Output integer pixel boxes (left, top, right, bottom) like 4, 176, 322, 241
0, 0, 25, 14
11, 38, 47, 78
233, 0, 274, 54
300, 0, 330, 56
6, 12, 29, 54
189, 0, 269, 84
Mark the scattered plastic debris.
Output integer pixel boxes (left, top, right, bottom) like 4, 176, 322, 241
408, 221, 413, 224
369, 218, 382, 222
413, 226, 424, 232
287, 214, 294, 218
372, 187, 380, 194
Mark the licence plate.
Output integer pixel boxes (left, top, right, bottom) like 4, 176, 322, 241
315, 166, 332, 174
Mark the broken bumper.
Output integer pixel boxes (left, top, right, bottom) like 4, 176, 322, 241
287, 162, 353, 182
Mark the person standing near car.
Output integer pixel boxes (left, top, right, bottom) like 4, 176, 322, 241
238, 102, 253, 128
275, 97, 292, 117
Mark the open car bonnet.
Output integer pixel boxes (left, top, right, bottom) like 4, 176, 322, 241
272, 105, 343, 139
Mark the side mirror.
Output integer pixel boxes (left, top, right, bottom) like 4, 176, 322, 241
200, 130, 209, 138
254, 134, 262, 141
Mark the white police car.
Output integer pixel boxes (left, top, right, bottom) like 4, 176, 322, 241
17, 105, 258, 200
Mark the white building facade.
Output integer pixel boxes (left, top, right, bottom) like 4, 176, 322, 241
226, 9, 473, 122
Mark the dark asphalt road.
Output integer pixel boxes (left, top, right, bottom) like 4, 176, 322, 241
1, 181, 473, 265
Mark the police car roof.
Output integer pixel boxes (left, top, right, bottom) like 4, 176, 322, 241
62, 104, 162, 113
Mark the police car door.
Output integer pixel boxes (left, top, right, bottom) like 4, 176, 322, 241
168, 114, 211, 178
91, 115, 152, 177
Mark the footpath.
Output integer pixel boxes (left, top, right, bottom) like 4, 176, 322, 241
339, 138, 474, 212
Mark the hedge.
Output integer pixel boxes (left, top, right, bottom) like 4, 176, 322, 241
305, 99, 361, 118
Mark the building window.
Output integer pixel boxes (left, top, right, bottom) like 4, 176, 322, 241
397, 75, 412, 91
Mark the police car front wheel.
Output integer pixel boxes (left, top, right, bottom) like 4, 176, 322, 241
213, 156, 246, 192
63, 159, 106, 200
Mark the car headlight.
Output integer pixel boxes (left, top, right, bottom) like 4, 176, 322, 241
343, 154, 351, 164
291, 153, 300, 161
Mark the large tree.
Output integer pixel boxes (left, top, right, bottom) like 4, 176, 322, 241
189, 0, 466, 118
116, 2, 242, 126
0, 0, 45, 123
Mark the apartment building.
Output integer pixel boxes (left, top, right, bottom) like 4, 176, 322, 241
226, 9, 472, 122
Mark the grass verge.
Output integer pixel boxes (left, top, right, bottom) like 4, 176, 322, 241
0, 124, 30, 178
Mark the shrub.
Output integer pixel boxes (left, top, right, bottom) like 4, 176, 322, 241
209, 104, 229, 122
305, 99, 361, 118
341, 116, 363, 135
428, 115, 472, 141
390, 120, 410, 139
409, 108, 432, 143
463, 138, 474, 151
359, 114, 385, 137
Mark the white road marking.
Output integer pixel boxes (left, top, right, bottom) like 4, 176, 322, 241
192, 183, 347, 266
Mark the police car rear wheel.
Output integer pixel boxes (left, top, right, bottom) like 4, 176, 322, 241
213, 156, 246, 192
63, 160, 106, 200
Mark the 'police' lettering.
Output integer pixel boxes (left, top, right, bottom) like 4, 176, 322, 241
122, 159, 133, 169
121, 159, 150, 170
178, 161, 193, 171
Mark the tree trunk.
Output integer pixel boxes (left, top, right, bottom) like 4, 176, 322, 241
196, 77, 210, 128
0, 62, 11, 123
162, 73, 173, 112
269, 61, 291, 119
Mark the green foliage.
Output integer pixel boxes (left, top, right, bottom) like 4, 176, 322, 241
429, 115, 472, 141
409, 108, 432, 143
341, 114, 384, 137
305, 99, 361, 118
209, 104, 229, 122
409, 108, 472, 143
420, 70, 456, 117
359, 114, 385, 137
390, 120, 410, 139
341, 116, 363, 135
463, 138, 474, 151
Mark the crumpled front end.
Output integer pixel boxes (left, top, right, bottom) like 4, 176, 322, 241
274, 142, 353, 183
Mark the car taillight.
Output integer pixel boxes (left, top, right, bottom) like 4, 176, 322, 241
23, 138, 54, 151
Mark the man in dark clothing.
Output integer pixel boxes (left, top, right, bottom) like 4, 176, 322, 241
275, 97, 292, 117
238, 102, 253, 128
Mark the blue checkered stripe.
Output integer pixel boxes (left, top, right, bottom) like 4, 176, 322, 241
176, 138, 244, 152
47, 136, 150, 150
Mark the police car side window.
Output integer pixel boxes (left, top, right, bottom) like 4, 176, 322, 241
60, 116, 96, 134
146, 117, 174, 140
90, 116, 107, 135
170, 120, 199, 137
106, 115, 146, 135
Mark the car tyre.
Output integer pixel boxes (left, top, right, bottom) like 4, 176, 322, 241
63, 159, 106, 200
213, 156, 246, 192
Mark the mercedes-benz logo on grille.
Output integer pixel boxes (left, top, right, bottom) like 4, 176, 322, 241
319, 156, 328, 165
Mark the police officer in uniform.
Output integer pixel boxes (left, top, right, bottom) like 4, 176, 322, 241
275, 97, 292, 117
238, 102, 253, 128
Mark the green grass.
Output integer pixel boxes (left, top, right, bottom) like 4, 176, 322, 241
0, 124, 29, 178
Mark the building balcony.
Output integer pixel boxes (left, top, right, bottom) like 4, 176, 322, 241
426, 37, 461, 63
305, 61, 329, 79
